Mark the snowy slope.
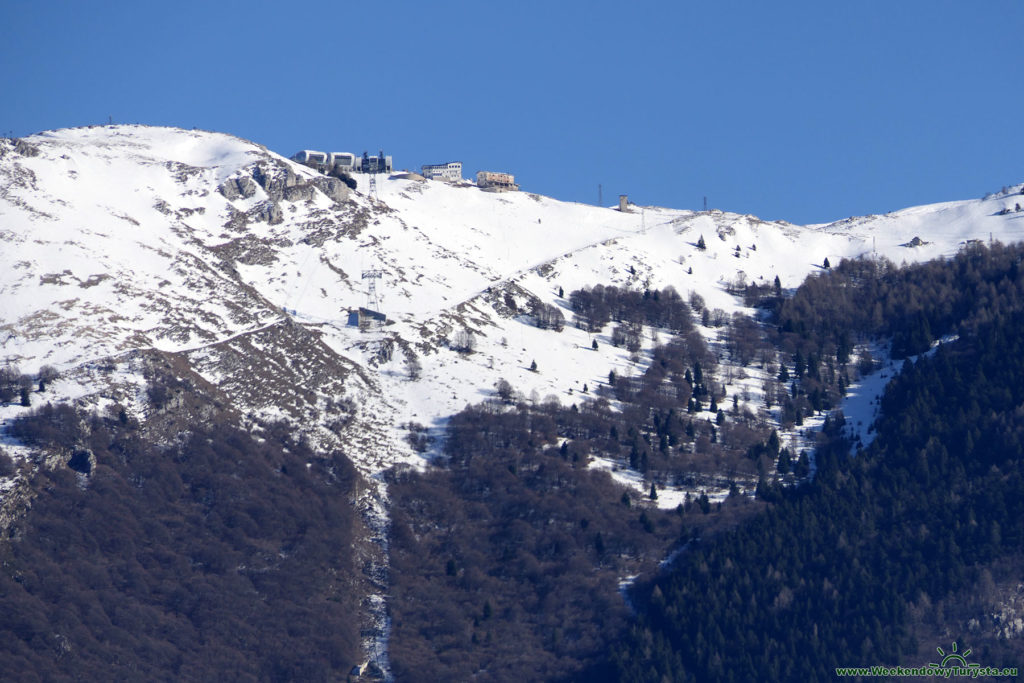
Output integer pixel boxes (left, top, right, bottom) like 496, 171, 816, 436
0, 127, 279, 365
2, 125, 1024, 476
2, 125, 1022, 678
335, 175, 1024, 454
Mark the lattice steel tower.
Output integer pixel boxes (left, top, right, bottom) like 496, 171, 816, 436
362, 269, 383, 311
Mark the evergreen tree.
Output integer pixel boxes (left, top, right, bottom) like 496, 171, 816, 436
776, 448, 792, 475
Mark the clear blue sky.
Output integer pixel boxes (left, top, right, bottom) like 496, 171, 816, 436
3, 0, 1022, 224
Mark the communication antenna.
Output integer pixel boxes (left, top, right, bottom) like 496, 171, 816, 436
703, 196, 708, 212
598, 183, 603, 207
362, 269, 383, 312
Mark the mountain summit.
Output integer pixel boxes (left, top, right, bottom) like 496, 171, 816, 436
2, 125, 1023, 676
2, 125, 1022, 471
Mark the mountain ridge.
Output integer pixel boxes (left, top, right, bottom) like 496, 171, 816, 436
2, 123, 1023, 475
2, 124, 1022, 676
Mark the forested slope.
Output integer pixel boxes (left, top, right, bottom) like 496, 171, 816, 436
615, 243, 1024, 681
0, 408, 361, 681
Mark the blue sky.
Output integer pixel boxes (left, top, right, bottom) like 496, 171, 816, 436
3, 0, 1022, 224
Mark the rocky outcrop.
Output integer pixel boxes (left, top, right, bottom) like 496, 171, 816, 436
222, 205, 248, 232
283, 184, 316, 202
312, 176, 350, 203
0, 138, 40, 164
219, 160, 348, 206
13, 139, 40, 158
0, 470, 35, 540
218, 175, 258, 201
253, 200, 284, 225
252, 162, 299, 202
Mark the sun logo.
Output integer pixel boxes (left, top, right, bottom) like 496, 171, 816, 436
929, 642, 980, 669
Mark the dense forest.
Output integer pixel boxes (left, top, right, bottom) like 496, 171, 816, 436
614, 243, 1024, 681
388, 399, 772, 681
0, 406, 362, 681
387, 284, 785, 681
749, 241, 1024, 360
391, 243, 1024, 681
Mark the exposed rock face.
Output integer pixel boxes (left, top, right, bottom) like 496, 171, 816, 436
13, 139, 40, 157
283, 184, 316, 202
222, 205, 248, 232
218, 175, 258, 200
254, 200, 284, 225
218, 157, 350, 209
252, 162, 299, 202
312, 176, 350, 203
0, 475, 35, 540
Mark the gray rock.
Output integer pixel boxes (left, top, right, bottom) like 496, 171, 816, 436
222, 205, 248, 232
283, 184, 316, 202
252, 162, 298, 202
312, 176, 350, 203
256, 201, 283, 225
13, 139, 40, 157
219, 179, 241, 200
218, 175, 260, 201
236, 176, 257, 199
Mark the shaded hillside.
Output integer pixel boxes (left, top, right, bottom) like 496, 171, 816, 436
0, 406, 361, 681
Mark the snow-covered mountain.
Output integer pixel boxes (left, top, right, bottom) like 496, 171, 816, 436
3, 124, 1023, 674
3, 125, 1022, 476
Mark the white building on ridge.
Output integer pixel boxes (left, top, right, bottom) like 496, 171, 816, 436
422, 161, 463, 182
